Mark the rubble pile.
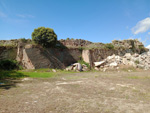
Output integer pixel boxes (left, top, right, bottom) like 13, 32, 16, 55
66, 63, 89, 71
94, 52, 150, 71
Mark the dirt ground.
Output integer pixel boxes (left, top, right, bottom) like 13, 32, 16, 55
0, 71, 150, 113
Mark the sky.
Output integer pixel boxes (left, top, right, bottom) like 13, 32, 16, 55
0, 0, 150, 46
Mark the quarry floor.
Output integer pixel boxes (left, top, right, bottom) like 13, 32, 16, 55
0, 71, 150, 113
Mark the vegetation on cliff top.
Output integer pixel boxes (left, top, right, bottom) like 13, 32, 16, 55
32, 27, 57, 48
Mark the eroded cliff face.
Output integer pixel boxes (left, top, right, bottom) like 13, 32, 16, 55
0, 39, 148, 69
81, 39, 148, 67
16, 43, 81, 69
59, 39, 92, 48
0, 46, 17, 60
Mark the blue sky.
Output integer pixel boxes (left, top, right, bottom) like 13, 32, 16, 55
0, 0, 150, 46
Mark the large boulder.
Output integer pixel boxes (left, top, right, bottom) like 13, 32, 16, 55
94, 61, 106, 67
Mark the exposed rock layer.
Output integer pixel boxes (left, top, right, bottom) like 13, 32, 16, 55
0, 39, 148, 69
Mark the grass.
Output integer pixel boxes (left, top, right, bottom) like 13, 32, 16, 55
0, 68, 77, 79
0, 70, 27, 80
21, 71, 57, 78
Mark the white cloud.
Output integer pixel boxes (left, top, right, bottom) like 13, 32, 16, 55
146, 45, 150, 51
148, 32, 150, 35
132, 17, 150, 35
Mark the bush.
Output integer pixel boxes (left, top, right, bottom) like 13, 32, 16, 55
32, 27, 57, 48
78, 57, 90, 69
0, 60, 19, 70
104, 43, 114, 49
19, 38, 28, 43
66, 38, 70, 40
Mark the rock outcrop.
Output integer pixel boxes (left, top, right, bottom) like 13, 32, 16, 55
0, 46, 17, 60
82, 39, 148, 67
0, 39, 148, 70
16, 43, 81, 69
59, 39, 92, 48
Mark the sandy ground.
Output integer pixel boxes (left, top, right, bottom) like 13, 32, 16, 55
0, 71, 150, 113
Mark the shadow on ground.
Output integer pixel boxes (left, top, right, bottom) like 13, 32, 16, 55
0, 70, 27, 90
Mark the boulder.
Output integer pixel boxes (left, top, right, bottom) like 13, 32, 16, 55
124, 53, 131, 60
72, 63, 82, 71
109, 62, 118, 67
52, 69, 57, 72
94, 61, 106, 67
137, 64, 144, 69
122, 58, 129, 65
107, 54, 115, 60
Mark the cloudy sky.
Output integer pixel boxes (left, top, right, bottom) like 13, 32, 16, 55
0, 0, 150, 46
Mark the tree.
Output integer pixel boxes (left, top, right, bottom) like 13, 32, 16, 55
32, 27, 57, 47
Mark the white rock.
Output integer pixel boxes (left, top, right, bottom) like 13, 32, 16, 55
95, 67, 99, 71
122, 58, 128, 65
107, 54, 115, 60
94, 61, 105, 67
124, 53, 132, 60
133, 53, 139, 57
52, 69, 57, 72
109, 62, 118, 67
137, 64, 144, 68
116, 67, 119, 70
72, 63, 82, 71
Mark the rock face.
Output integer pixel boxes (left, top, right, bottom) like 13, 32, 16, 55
59, 39, 92, 48
112, 39, 144, 50
0, 46, 17, 60
16, 43, 81, 69
0, 40, 18, 47
0, 39, 148, 70
82, 50, 91, 63
82, 39, 148, 67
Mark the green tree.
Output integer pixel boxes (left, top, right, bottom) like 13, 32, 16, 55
32, 27, 57, 47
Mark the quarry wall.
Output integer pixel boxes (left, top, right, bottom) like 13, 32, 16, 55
0, 46, 17, 60
0, 39, 148, 69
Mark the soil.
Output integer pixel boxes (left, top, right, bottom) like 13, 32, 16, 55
0, 71, 150, 113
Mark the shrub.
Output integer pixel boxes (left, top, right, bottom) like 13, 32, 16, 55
78, 47, 84, 52
19, 38, 28, 43
78, 57, 90, 69
32, 27, 57, 48
135, 60, 139, 64
0, 59, 19, 70
104, 43, 114, 49
66, 38, 70, 40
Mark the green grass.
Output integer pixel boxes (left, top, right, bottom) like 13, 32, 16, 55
0, 70, 27, 79
0, 69, 77, 79
21, 71, 56, 78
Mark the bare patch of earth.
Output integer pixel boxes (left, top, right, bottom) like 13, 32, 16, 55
0, 71, 150, 113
